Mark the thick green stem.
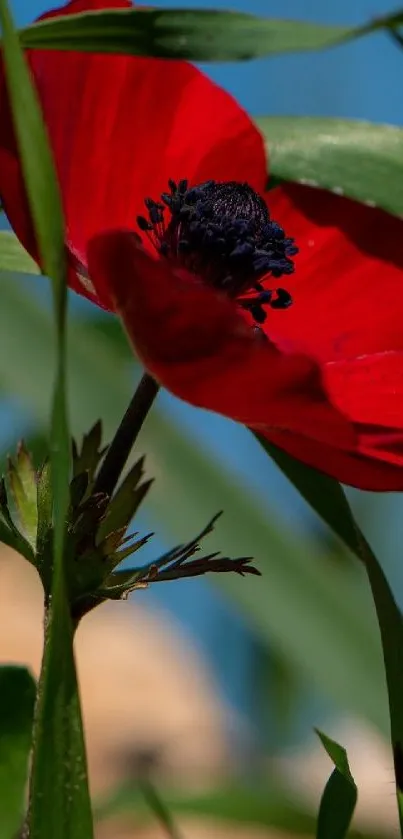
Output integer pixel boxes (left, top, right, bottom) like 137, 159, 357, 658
93, 372, 159, 499
26, 595, 93, 839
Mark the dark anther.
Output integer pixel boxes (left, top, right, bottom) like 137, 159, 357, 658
270, 288, 293, 309
137, 178, 297, 327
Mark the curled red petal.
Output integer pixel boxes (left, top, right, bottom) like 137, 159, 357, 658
0, 0, 266, 306
87, 230, 354, 449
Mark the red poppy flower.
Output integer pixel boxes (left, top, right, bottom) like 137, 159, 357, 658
2, 0, 403, 490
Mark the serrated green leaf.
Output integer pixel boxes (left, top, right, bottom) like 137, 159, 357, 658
72, 493, 109, 545
0, 231, 39, 275
69, 471, 90, 511
257, 116, 403, 218
73, 420, 105, 484
99, 567, 145, 599
106, 532, 151, 567
0, 666, 36, 839
16, 7, 403, 61
0, 511, 20, 552
0, 475, 35, 560
16, 442, 36, 506
6, 444, 38, 548
316, 731, 357, 839
36, 460, 52, 582
97, 457, 150, 541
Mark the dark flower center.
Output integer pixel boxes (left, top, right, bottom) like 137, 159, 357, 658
137, 179, 297, 325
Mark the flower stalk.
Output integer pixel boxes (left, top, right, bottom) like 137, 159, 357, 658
93, 372, 159, 498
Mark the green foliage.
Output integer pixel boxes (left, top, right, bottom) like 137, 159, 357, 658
7, 443, 38, 550
256, 436, 403, 831
95, 781, 391, 839
17, 6, 403, 61
0, 231, 39, 275
0, 426, 255, 620
316, 731, 357, 839
0, 666, 36, 839
257, 117, 403, 217
0, 0, 92, 835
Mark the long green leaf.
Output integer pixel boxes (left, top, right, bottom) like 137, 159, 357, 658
0, 3, 93, 837
257, 117, 403, 218
0, 666, 36, 839
0, 231, 39, 275
257, 435, 403, 832
17, 7, 403, 61
316, 731, 357, 839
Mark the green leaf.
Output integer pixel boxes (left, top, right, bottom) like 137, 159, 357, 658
256, 435, 403, 831
7, 443, 38, 549
0, 476, 35, 561
316, 731, 357, 839
72, 420, 105, 483
0, 8, 63, 285
36, 460, 53, 586
0, 1, 93, 836
257, 116, 403, 218
0, 231, 39, 275
17, 7, 403, 61
97, 456, 150, 539
0, 666, 36, 839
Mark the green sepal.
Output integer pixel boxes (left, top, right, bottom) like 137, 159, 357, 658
7, 443, 38, 549
0, 472, 35, 562
97, 456, 152, 539
98, 512, 259, 603
0, 425, 258, 622
35, 460, 52, 585
72, 419, 106, 485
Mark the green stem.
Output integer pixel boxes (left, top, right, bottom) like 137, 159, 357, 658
93, 372, 159, 499
26, 596, 93, 839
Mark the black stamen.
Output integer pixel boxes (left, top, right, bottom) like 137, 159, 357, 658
137, 179, 297, 326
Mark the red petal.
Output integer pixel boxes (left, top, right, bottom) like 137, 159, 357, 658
261, 183, 403, 452
0, 0, 266, 306
264, 428, 403, 491
87, 229, 354, 448
325, 351, 403, 427
264, 184, 403, 363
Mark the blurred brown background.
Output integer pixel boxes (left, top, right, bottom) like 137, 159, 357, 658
0, 546, 398, 839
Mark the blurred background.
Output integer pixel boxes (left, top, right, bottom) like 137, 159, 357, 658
1, 0, 403, 836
